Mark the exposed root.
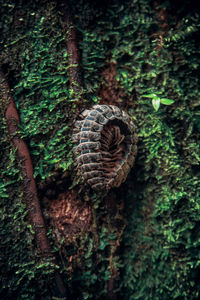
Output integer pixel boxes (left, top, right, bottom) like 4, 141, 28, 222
0, 71, 67, 299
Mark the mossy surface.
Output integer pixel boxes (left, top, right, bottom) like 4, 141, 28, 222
0, 0, 200, 299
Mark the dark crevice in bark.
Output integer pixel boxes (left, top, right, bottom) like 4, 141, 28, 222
104, 193, 125, 300
0, 71, 67, 299
106, 278, 117, 300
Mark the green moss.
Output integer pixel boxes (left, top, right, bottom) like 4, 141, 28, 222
1, 0, 200, 299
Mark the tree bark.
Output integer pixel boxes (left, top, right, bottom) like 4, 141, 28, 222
0, 71, 67, 299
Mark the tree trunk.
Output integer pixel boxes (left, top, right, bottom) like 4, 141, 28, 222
0, 0, 200, 299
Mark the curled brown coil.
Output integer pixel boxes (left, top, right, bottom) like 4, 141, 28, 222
73, 105, 138, 191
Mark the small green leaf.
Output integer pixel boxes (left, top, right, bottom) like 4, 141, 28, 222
142, 93, 157, 98
42, 89, 49, 97
0, 193, 9, 198
152, 98, 160, 111
121, 70, 128, 78
160, 98, 175, 105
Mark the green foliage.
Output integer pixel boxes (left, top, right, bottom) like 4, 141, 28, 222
142, 93, 174, 111
0, 1, 73, 299
0, 106, 58, 300
1, 0, 200, 299
11, 11, 74, 180
76, 0, 200, 299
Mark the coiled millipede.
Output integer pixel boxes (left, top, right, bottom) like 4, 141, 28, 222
72, 105, 138, 191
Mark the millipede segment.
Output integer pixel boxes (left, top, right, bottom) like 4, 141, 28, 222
73, 105, 138, 191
